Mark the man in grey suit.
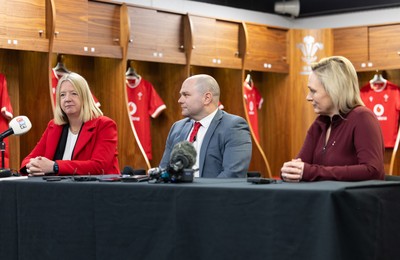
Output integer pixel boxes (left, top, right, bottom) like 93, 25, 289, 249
159, 74, 252, 178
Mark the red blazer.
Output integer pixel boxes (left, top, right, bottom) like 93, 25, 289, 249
20, 116, 120, 175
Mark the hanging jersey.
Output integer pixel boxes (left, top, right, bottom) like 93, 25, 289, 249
243, 80, 263, 142
0, 74, 14, 168
51, 69, 101, 108
126, 77, 166, 160
360, 80, 400, 147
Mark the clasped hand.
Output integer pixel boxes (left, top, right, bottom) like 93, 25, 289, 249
280, 158, 304, 182
26, 156, 55, 176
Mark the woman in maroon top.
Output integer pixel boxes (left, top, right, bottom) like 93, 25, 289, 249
281, 56, 385, 182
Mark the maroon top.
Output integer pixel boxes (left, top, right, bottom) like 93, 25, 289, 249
298, 106, 385, 181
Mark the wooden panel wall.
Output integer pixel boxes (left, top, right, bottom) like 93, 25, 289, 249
288, 29, 333, 158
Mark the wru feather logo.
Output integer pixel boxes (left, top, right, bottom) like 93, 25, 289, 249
297, 36, 324, 75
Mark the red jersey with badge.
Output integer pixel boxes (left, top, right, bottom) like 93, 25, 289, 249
126, 77, 166, 160
360, 80, 400, 147
243, 80, 263, 142
51, 69, 101, 108
0, 74, 14, 168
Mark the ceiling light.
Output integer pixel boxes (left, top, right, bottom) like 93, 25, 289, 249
274, 0, 300, 17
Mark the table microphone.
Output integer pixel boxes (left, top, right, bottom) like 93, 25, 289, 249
0, 115, 32, 141
168, 140, 197, 174
0, 116, 32, 176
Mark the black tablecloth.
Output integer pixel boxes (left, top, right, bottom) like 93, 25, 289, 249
1, 177, 400, 260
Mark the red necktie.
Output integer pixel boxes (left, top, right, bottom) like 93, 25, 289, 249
189, 122, 202, 142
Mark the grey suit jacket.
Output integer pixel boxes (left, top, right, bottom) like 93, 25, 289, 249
159, 110, 252, 178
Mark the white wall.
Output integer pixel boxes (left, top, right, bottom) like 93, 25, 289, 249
123, 0, 400, 29
123, 0, 293, 27
295, 7, 400, 29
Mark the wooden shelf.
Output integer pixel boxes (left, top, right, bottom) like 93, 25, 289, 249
0, 0, 48, 52
244, 24, 289, 73
333, 24, 400, 71
189, 15, 242, 69
127, 7, 186, 64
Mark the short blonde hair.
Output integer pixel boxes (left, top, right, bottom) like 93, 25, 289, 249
54, 72, 103, 125
311, 56, 364, 114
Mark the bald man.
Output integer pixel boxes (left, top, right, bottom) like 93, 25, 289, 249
159, 74, 252, 178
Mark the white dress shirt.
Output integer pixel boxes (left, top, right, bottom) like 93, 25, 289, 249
188, 109, 218, 177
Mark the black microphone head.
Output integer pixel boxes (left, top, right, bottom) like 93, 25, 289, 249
171, 154, 189, 171
122, 166, 135, 176
169, 140, 197, 171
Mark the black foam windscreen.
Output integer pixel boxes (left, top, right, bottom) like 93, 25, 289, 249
169, 140, 197, 171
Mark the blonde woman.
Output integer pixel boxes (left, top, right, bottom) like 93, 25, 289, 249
21, 72, 120, 175
281, 56, 384, 182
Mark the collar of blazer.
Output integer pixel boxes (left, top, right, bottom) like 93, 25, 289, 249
181, 109, 224, 141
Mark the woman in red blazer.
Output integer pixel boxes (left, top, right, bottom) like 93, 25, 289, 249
20, 72, 120, 175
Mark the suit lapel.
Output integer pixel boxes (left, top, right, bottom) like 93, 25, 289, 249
198, 110, 223, 175
46, 123, 64, 159
72, 119, 96, 159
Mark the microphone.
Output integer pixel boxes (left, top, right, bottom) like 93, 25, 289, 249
0, 115, 32, 175
148, 141, 196, 183
0, 116, 32, 141
168, 140, 197, 174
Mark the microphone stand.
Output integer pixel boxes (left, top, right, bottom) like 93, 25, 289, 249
0, 138, 11, 177
1, 139, 4, 168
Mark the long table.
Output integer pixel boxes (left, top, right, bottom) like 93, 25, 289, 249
1, 177, 400, 260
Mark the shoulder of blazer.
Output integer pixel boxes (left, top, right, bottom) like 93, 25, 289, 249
173, 117, 192, 128
83, 116, 115, 131
213, 109, 230, 124
47, 119, 63, 132
215, 109, 224, 118
42, 120, 64, 144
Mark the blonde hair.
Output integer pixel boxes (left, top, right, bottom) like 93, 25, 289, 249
311, 56, 364, 114
54, 72, 103, 125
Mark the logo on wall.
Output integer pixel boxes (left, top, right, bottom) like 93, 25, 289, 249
297, 36, 324, 75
